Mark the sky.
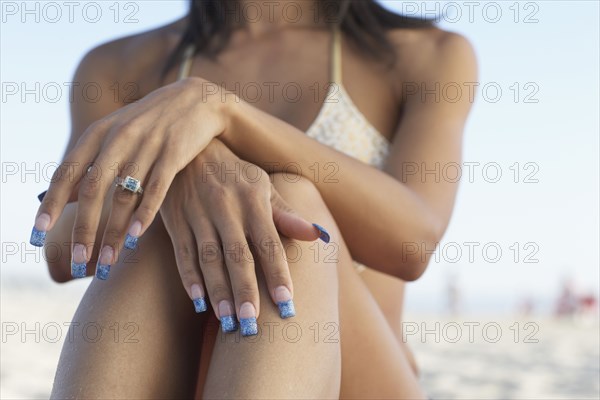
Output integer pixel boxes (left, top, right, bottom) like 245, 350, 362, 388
1, 0, 598, 314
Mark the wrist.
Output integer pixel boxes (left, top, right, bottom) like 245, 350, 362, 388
215, 86, 242, 147
183, 77, 237, 142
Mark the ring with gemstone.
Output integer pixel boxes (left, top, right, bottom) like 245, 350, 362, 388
115, 175, 144, 195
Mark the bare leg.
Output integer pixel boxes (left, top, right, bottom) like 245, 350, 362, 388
52, 174, 424, 399
360, 269, 420, 376
338, 262, 424, 399
202, 173, 425, 399
51, 217, 206, 398
201, 174, 342, 399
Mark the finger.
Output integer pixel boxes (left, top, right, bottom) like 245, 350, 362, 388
216, 221, 260, 337
271, 187, 329, 243
191, 218, 238, 333
162, 207, 209, 314
30, 121, 107, 247
94, 183, 139, 280
123, 160, 177, 251
95, 155, 153, 279
70, 150, 125, 279
249, 213, 296, 320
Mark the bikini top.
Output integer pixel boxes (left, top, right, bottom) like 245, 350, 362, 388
177, 27, 391, 170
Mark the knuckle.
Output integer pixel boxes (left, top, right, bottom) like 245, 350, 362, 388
208, 282, 230, 300
79, 120, 108, 145
41, 196, 60, 212
82, 120, 103, 139
115, 116, 142, 135
266, 269, 290, 286
175, 243, 196, 264
207, 185, 230, 203
164, 130, 181, 149
145, 177, 167, 197
103, 227, 123, 241
244, 181, 264, 196
73, 222, 93, 238
145, 133, 163, 149
254, 169, 271, 186
234, 284, 257, 301
78, 177, 102, 200
87, 118, 106, 132
135, 203, 157, 223
51, 162, 74, 184
224, 243, 252, 265
256, 234, 282, 259
113, 188, 136, 207
178, 264, 197, 283
199, 241, 223, 265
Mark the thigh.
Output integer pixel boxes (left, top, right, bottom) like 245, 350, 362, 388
360, 269, 420, 375
51, 217, 205, 399
338, 260, 425, 399
262, 174, 423, 399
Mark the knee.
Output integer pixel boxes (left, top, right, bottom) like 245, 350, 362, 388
270, 173, 328, 216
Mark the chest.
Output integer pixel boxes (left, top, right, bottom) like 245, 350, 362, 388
179, 34, 402, 141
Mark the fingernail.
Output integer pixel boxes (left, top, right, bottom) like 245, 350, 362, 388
274, 286, 295, 319
37, 190, 47, 202
218, 300, 237, 333
239, 302, 258, 336
95, 246, 114, 280
30, 213, 50, 247
71, 243, 87, 279
124, 221, 142, 250
312, 223, 330, 243
191, 284, 207, 313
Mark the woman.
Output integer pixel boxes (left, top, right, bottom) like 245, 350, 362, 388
31, 0, 476, 398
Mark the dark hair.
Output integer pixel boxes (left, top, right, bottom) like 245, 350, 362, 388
163, 0, 434, 77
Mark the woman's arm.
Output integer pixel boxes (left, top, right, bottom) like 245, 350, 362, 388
37, 31, 475, 283
218, 32, 478, 280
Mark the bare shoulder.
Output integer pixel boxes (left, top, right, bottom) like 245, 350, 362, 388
73, 18, 186, 101
387, 26, 478, 85
64, 19, 186, 152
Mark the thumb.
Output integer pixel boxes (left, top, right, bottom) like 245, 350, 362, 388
271, 187, 330, 243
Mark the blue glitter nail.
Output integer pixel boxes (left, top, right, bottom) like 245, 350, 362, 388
30, 227, 46, 247
95, 264, 110, 280
312, 223, 330, 243
278, 300, 296, 319
71, 262, 87, 279
124, 234, 138, 250
240, 317, 258, 336
193, 297, 207, 313
37, 190, 47, 202
220, 315, 238, 333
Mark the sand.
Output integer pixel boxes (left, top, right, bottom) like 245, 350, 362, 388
1, 279, 599, 399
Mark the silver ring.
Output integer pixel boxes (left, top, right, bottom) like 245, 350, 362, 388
115, 175, 144, 195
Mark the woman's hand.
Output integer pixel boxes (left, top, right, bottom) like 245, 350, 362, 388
29, 77, 229, 278
159, 139, 326, 335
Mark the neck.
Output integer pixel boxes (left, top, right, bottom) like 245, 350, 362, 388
238, 0, 325, 35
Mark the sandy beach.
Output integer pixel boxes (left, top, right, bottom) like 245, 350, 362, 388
1, 278, 599, 399
405, 315, 599, 399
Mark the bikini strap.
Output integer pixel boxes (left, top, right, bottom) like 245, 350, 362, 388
178, 44, 196, 81
331, 25, 342, 84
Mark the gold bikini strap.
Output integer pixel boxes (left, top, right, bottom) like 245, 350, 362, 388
178, 44, 196, 81
331, 25, 342, 84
